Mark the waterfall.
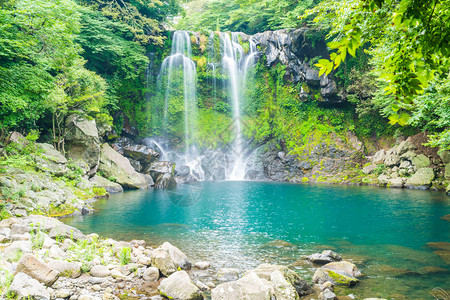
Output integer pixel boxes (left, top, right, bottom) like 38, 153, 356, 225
153, 31, 259, 182
159, 31, 197, 153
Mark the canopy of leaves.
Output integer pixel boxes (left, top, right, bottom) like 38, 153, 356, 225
177, 0, 321, 34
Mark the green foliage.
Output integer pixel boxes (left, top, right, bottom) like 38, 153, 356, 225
118, 247, 132, 265
374, 164, 386, 176
30, 227, 45, 250
177, 0, 321, 34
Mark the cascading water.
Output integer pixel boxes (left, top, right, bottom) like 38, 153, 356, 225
159, 31, 197, 154
152, 31, 259, 182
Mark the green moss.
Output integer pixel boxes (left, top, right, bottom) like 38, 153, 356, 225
327, 269, 359, 286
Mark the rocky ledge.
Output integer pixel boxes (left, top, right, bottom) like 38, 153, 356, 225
0, 215, 388, 300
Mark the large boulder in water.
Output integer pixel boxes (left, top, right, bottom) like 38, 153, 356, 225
34, 143, 68, 176
306, 250, 342, 265
151, 247, 177, 276
155, 173, 177, 189
313, 261, 361, 287
145, 161, 175, 181
98, 143, 148, 189
158, 271, 203, 300
64, 114, 101, 172
405, 167, 435, 189
161, 242, 191, 270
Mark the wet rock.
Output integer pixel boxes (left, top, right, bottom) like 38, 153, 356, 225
154, 173, 177, 189
212, 271, 272, 300
8, 272, 50, 300
249, 263, 312, 296
271, 270, 299, 300
306, 250, 342, 265
441, 214, 450, 221
216, 268, 239, 281
150, 248, 177, 276
123, 144, 160, 166
158, 270, 203, 300
196, 280, 209, 291
90, 265, 111, 278
65, 114, 101, 172
161, 242, 191, 270
319, 290, 338, 300
420, 266, 449, 274
405, 167, 435, 189
89, 175, 123, 193
16, 253, 60, 286
194, 261, 210, 270
143, 267, 160, 281
35, 143, 68, 176
98, 143, 148, 189
145, 161, 175, 181
313, 261, 361, 287
426, 242, 450, 251
434, 250, 450, 264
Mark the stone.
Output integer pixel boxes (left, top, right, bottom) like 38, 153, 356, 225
211, 271, 272, 300
372, 149, 386, 165
378, 174, 390, 186
426, 242, 450, 251
387, 177, 404, 188
405, 167, 435, 189
271, 270, 299, 300
47, 259, 82, 278
395, 141, 417, 155
150, 248, 177, 276
161, 242, 191, 270
313, 263, 359, 287
158, 271, 203, 300
4, 240, 32, 261
362, 164, 376, 175
154, 173, 177, 189
411, 154, 431, 169
35, 143, 68, 176
439, 150, 450, 164
216, 268, 239, 281
123, 144, 160, 165
49, 223, 86, 241
65, 114, 101, 170
195, 280, 209, 291
306, 250, 342, 265
384, 152, 400, 167
143, 267, 159, 281
90, 265, 111, 278
56, 289, 72, 298
98, 143, 148, 189
145, 161, 175, 181
15, 253, 60, 286
194, 261, 210, 270
11, 223, 29, 235
103, 293, 119, 300
89, 175, 123, 193
0, 217, 19, 228
8, 272, 51, 300
323, 261, 362, 278
319, 290, 337, 300
445, 163, 450, 179
111, 269, 126, 279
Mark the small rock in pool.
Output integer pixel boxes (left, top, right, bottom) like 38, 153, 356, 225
194, 261, 210, 270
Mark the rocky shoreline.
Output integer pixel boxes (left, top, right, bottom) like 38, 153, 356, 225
0, 214, 392, 300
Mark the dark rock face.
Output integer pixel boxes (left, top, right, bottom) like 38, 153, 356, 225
251, 29, 344, 105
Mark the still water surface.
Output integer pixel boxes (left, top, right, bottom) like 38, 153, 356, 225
64, 182, 450, 298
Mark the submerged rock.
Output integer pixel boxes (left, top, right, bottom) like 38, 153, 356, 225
158, 271, 203, 300
216, 268, 240, 282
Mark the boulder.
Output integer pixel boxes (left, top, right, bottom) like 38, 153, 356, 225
98, 143, 148, 189
445, 163, 450, 180
384, 152, 400, 167
15, 254, 60, 286
387, 177, 405, 188
123, 144, 160, 166
194, 261, 210, 270
150, 247, 177, 276
306, 250, 342, 265
212, 271, 272, 300
439, 150, 450, 164
90, 265, 111, 278
217, 268, 239, 281
161, 242, 191, 270
319, 290, 337, 300
271, 270, 299, 300
362, 164, 376, 175
372, 149, 386, 165
143, 267, 160, 281
312, 261, 361, 287
411, 154, 431, 169
65, 114, 101, 170
249, 264, 312, 297
154, 173, 177, 189
47, 259, 82, 278
8, 272, 50, 300
48, 223, 86, 241
405, 168, 435, 189
35, 143, 67, 176
4, 240, 32, 261
158, 271, 203, 300
89, 175, 123, 193
395, 141, 417, 155
145, 161, 175, 181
